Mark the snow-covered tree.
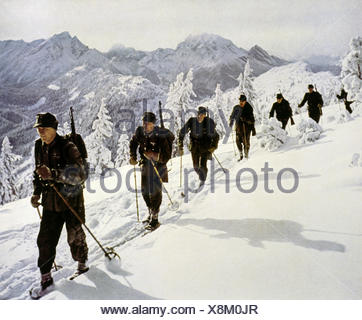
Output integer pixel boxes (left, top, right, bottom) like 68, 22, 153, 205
296, 118, 323, 144
242, 60, 259, 118
85, 99, 114, 175
258, 118, 288, 151
237, 72, 244, 96
165, 70, 196, 155
115, 125, 129, 168
0, 136, 22, 205
57, 121, 71, 136
213, 83, 226, 138
341, 36, 362, 104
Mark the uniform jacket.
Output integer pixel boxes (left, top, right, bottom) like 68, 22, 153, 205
299, 91, 324, 109
33, 134, 86, 214
269, 99, 293, 121
178, 117, 219, 154
229, 102, 255, 132
130, 126, 174, 182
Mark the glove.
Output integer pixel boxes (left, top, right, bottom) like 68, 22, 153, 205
36, 165, 52, 180
129, 157, 138, 165
144, 151, 160, 162
208, 147, 216, 153
31, 194, 41, 208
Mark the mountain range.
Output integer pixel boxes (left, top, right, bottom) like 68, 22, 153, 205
0, 31, 340, 160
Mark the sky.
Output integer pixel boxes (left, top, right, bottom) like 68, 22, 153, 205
0, 0, 361, 59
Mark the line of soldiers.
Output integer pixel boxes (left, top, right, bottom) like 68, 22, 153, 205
29, 83, 327, 294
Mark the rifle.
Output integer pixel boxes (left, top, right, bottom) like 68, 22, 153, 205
67, 107, 89, 177
158, 101, 164, 128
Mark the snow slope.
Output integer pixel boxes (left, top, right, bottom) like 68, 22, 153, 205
0, 104, 361, 300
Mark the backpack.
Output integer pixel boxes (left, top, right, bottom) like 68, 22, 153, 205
63, 133, 89, 180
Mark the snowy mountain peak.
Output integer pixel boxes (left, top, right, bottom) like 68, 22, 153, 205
178, 33, 246, 53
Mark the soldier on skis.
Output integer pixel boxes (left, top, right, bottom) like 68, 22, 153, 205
269, 93, 294, 130
178, 106, 219, 187
298, 84, 324, 123
30, 112, 89, 298
129, 112, 174, 229
229, 95, 256, 161
336, 87, 354, 114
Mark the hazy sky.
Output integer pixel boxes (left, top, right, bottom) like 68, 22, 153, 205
0, 0, 361, 59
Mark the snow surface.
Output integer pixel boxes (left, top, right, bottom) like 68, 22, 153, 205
0, 104, 361, 300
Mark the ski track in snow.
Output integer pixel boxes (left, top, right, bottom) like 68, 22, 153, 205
1, 104, 362, 299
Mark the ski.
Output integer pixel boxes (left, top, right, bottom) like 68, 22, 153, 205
29, 283, 55, 300
69, 267, 89, 281
142, 222, 161, 237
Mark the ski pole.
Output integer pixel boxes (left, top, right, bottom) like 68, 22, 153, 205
49, 183, 119, 260
212, 153, 226, 173
133, 165, 140, 222
179, 155, 182, 188
149, 159, 179, 211
36, 207, 60, 271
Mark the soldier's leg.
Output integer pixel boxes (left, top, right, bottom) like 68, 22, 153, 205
191, 149, 201, 178
244, 128, 252, 158
37, 210, 64, 274
148, 166, 163, 226
199, 154, 208, 182
281, 119, 288, 130
65, 207, 88, 264
235, 131, 244, 158
141, 163, 152, 208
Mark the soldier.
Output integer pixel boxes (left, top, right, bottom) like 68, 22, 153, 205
129, 112, 174, 229
269, 93, 294, 130
178, 106, 219, 187
229, 95, 256, 161
30, 112, 88, 298
336, 88, 354, 114
298, 84, 324, 123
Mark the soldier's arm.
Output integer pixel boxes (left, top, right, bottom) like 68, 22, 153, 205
178, 119, 190, 145
269, 104, 275, 118
130, 127, 142, 160
32, 141, 43, 195
299, 93, 308, 107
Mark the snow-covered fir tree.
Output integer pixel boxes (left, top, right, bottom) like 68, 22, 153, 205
242, 60, 260, 121
115, 125, 129, 168
85, 99, 114, 175
341, 36, 362, 105
212, 83, 226, 138
165, 72, 184, 134
165, 70, 196, 155
0, 136, 22, 205
296, 118, 323, 144
57, 121, 71, 136
258, 118, 288, 151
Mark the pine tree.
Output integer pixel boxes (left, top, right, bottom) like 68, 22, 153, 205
85, 99, 114, 175
0, 136, 22, 205
115, 125, 129, 167
57, 121, 71, 136
237, 72, 244, 96
213, 83, 226, 138
242, 59, 260, 122
341, 36, 362, 104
